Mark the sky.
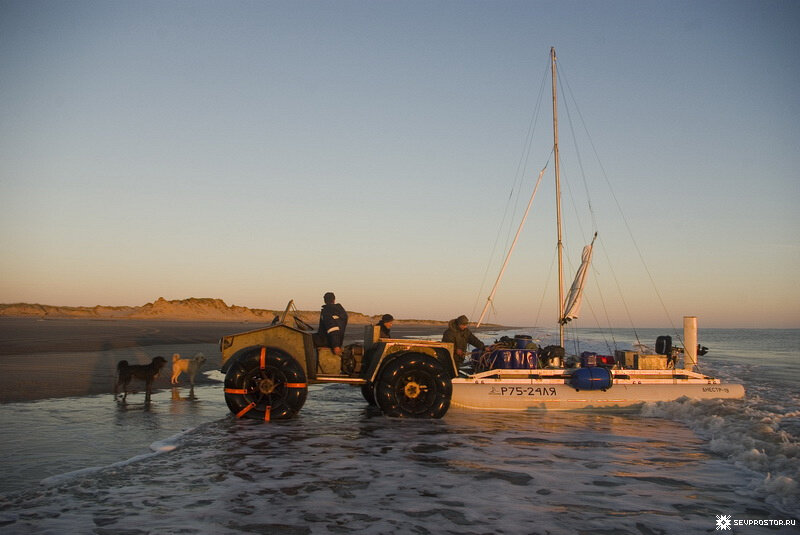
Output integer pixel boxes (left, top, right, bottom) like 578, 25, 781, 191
1, 0, 798, 329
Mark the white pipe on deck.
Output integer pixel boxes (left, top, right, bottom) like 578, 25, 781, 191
684, 316, 698, 370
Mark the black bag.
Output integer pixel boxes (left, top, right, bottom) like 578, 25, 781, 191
655, 336, 672, 355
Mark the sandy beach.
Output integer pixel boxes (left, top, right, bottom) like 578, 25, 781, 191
0, 318, 461, 403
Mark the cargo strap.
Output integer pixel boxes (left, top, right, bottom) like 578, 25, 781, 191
224, 388, 249, 395
260, 346, 266, 369
285, 383, 307, 388
264, 406, 271, 422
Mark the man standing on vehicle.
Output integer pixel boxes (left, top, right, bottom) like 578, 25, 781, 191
318, 292, 348, 355
442, 315, 486, 367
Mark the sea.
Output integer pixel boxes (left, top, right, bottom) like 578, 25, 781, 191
0, 327, 797, 534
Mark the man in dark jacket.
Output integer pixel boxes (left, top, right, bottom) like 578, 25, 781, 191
318, 292, 348, 355
442, 315, 486, 367
377, 314, 394, 338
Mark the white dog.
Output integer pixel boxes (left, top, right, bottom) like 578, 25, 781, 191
171, 353, 206, 386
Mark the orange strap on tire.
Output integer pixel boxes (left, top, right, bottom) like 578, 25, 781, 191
236, 402, 256, 418
260, 346, 266, 369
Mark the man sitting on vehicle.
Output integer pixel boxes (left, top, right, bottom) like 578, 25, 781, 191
317, 292, 348, 355
377, 314, 394, 338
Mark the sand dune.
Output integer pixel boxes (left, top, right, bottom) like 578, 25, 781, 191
0, 297, 447, 325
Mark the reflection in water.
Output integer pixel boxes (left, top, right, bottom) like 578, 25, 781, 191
0, 381, 228, 494
170, 386, 197, 401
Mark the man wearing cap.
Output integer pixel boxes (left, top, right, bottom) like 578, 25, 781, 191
317, 292, 348, 355
377, 314, 394, 338
442, 315, 486, 367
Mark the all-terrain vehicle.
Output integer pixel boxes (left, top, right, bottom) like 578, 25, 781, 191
219, 301, 458, 420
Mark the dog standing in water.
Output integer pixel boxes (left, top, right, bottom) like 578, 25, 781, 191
170, 353, 206, 386
114, 356, 168, 403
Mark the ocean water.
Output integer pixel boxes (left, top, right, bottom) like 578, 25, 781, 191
0, 328, 797, 533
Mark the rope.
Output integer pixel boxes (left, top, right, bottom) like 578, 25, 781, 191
559, 60, 677, 338
533, 244, 558, 333
472, 58, 551, 322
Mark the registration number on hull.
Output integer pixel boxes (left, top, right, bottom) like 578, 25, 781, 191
489, 386, 558, 396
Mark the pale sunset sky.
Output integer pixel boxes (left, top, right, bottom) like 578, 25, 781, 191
1, 1, 798, 329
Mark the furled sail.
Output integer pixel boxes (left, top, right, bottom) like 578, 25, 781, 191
560, 233, 597, 324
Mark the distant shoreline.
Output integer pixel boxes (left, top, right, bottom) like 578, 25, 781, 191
0, 297, 499, 327
0, 314, 454, 326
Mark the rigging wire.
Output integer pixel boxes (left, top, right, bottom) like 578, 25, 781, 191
505, 66, 550, 252
474, 51, 685, 359
558, 59, 679, 344
551, 66, 594, 351
557, 65, 598, 240
554, 76, 627, 349
476, 161, 550, 327
532, 240, 559, 333
589, 237, 620, 351
471, 58, 551, 323
580, 276, 618, 355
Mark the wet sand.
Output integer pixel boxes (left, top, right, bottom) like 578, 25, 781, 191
0, 318, 466, 403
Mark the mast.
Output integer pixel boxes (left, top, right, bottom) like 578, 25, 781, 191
551, 47, 565, 346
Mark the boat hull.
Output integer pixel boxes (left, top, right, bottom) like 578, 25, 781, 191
449, 379, 745, 411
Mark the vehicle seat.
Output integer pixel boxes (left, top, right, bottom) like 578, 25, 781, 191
363, 324, 383, 352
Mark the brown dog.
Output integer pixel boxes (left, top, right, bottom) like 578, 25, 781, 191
115, 356, 167, 403
170, 352, 206, 386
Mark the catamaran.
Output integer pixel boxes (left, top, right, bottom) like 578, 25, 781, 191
218, 48, 744, 421
448, 48, 744, 411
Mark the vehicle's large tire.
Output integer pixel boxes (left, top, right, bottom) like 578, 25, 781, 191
374, 353, 452, 418
361, 382, 377, 406
224, 347, 307, 421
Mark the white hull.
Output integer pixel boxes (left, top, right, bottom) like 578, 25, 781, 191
450, 370, 745, 411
